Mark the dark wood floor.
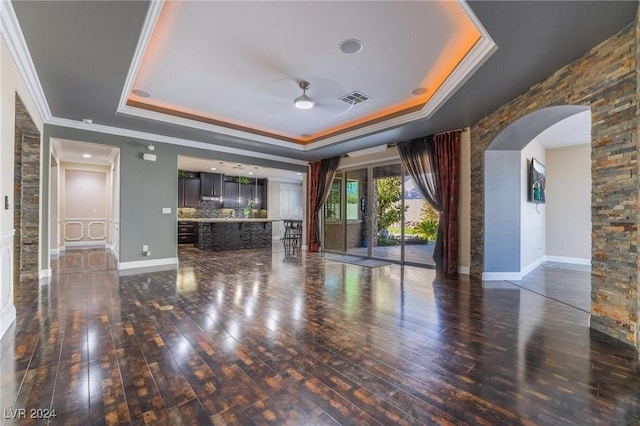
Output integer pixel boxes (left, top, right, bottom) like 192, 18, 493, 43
1, 246, 639, 425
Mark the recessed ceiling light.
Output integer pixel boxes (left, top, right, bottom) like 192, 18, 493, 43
248, 172, 254, 175
210, 167, 217, 171
340, 39, 363, 54
82, 118, 92, 124
132, 89, 151, 98
411, 87, 428, 96
82, 154, 91, 158
296, 173, 302, 176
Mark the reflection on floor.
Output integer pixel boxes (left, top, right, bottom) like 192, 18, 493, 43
1, 247, 639, 425
512, 261, 591, 312
346, 241, 435, 266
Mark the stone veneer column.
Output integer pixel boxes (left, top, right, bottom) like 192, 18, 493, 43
14, 95, 40, 282
470, 23, 639, 348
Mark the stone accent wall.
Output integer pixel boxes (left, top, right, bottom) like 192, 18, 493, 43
14, 95, 40, 282
470, 24, 639, 347
198, 222, 272, 251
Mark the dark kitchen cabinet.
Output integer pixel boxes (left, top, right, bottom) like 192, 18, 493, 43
200, 172, 224, 199
223, 181, 239, 208
178, 177, 200, 207
222, 178, 267, 209
178, 220, 198, 245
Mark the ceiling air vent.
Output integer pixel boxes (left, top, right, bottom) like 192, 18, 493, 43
339, 91, 369, 105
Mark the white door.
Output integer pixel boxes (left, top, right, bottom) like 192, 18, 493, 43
279, 184, 302, 238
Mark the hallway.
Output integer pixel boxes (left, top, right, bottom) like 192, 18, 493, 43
1, 247, 638, 425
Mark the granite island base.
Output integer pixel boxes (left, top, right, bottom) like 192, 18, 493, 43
185, 219, 276, 251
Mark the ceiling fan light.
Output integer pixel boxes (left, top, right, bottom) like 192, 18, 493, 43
294, 94, 314, 109
294, 80, 314, 109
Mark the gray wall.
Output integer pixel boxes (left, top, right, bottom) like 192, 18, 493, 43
41, 125, 307, 266
484, 150, 521, 272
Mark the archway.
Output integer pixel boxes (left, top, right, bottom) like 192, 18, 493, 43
483, 105, 590, 279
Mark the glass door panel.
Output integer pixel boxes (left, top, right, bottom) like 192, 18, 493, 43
345, 169, 369, 257
323, 174, 345, 252
371, 164, 403, 262
402, 175, 436, 266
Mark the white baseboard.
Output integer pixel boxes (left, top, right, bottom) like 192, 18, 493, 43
64, 240, 106, 248
483, 254, 591, 281
39, 269, 51, 279
0, 305, 16, 340
457, 266, 470, 275
118, 257, 178, 270
482, 271, 523, 281
544, 255, 590, 266
50, 248, 59, 258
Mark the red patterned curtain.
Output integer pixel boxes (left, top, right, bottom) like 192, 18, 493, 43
433, 131, 461, 275
308, 156, 341, 252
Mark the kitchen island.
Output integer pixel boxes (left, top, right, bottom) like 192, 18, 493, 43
179, 218, 278, 251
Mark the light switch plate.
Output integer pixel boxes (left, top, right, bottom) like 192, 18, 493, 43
162, 207, 171, 214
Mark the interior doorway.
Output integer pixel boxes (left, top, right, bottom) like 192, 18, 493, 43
50, 139, 120, 274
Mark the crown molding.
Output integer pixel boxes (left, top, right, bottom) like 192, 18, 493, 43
0, 0, 52, 121
117, 0, 164, 113
47, 117, 309, 167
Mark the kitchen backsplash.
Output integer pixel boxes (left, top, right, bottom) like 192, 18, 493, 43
178, 200, 267, 219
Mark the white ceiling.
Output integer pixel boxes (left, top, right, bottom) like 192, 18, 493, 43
51, 139, 118, 166
128, 0, 485, 145
536, 110, 591, 149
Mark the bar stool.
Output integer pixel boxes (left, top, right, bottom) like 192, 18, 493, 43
282, 219, 302, 256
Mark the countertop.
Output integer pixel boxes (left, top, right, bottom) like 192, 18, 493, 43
178, 218, 278, 223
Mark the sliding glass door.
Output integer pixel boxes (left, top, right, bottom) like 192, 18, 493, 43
323, 161, 436, 267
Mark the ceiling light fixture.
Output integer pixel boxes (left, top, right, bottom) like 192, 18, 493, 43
82, 154, 91, 158
132, 89, 151, 98
340, 39, 363, 54
210, 167, 217, 171
82, 118, 92, 124
147, 143, 155, 151
294, 81, 314, 110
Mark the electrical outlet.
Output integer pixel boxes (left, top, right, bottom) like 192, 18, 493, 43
142, 244, 148, 252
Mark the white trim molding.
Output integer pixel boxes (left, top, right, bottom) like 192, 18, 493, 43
113, 0, 496, 152
39, 269, 51, 279
545, 255, 591, 266
118, 257, 178, 270
457, 266, 470, 275
64, 241, 106, 248
0, 229, 15, 339
482, 271, 524, 282
0, 0, 52, 121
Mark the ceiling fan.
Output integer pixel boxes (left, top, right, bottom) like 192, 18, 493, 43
254, 77, 355, 116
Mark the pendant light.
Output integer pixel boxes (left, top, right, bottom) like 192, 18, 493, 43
254, 167, 259, 204
293, 81, 314, 110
